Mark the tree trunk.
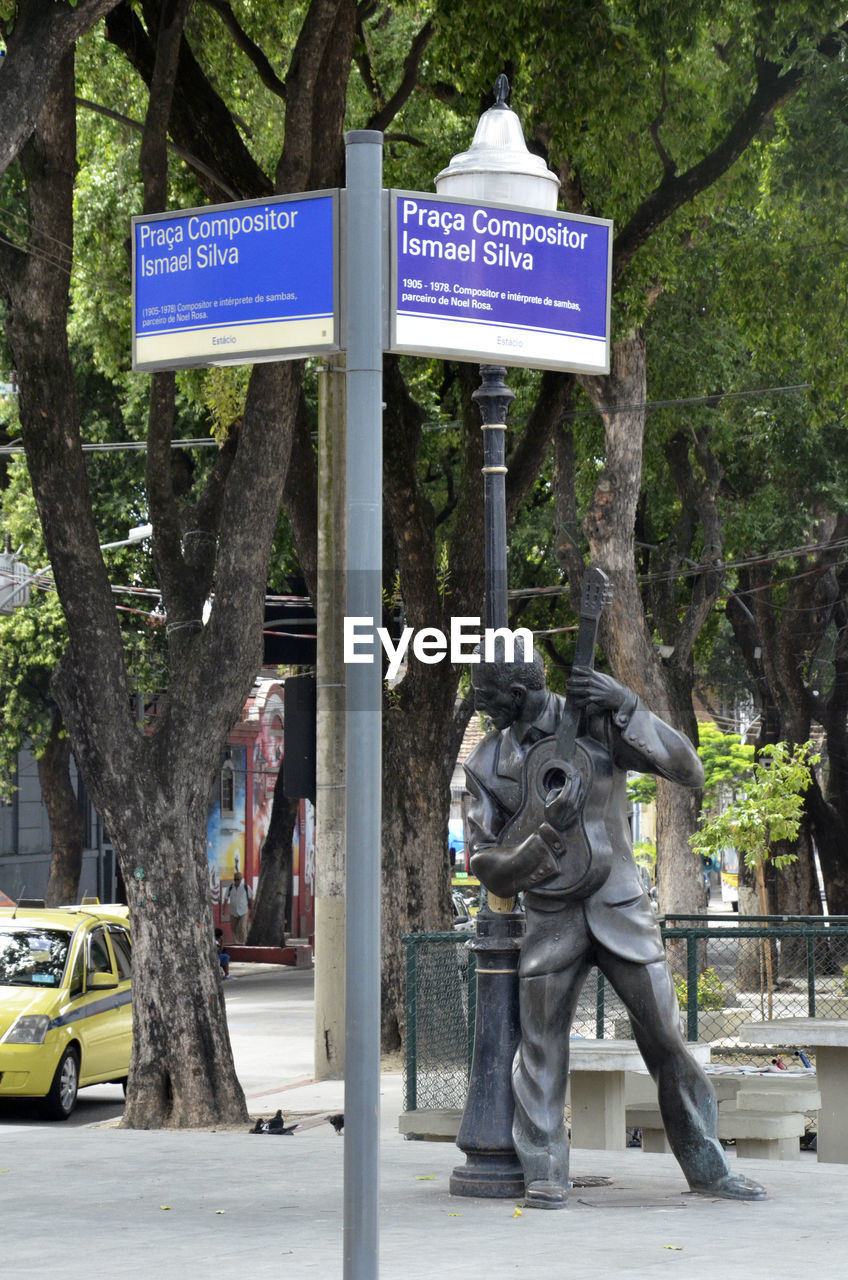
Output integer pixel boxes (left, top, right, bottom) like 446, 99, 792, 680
0, 0, 123, 180
735, 880, 762, 991
811, 576, 848, 914
248, 773, 297, 945
725, 546, 838, 917
114, 788, 247, 1128
655, 778, 703, 916
375, 355, 561, 1049
808, 779, 848, 914
39, 712, 85, 908
578, 335, 705, 914
380, 661, 459, 1050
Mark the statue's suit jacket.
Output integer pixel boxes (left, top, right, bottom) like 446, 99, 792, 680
464, 691, 704, 969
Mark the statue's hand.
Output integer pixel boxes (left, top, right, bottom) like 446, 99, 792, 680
543, 763, 584, 832
568, 666, 630, 715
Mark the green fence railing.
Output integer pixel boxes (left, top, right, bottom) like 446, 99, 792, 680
404, 930, 476, 1112
403, 916, 848, 1112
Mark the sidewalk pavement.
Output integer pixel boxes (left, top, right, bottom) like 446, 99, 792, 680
2, 965, 847, 1279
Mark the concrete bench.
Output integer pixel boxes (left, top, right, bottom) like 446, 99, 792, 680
739, 1019, 848, 1164
626, 1079, 821, 1161
566, 1040, 709, 1151
624, 1100, 806, 1161
625, 1106, 670, 1153
718, 1104, 806, 1160
722, 1085, 820, 1161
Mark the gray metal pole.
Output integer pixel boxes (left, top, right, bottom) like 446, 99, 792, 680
343, 128, 384, 1280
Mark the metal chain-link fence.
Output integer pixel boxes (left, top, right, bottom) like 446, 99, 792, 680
404, 931, 476, 1111
403, 917, 848, 1110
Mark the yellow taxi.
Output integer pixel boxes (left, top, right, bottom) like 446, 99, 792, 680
0, 904, 132, 1119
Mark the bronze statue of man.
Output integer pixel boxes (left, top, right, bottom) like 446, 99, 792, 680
464, 641, 765, 1208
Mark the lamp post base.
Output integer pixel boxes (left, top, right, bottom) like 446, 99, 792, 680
450, 906, 525, 1199
449, 1155, 525, 1200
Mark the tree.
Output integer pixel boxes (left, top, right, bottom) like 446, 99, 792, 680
247, 763, 297, 945
691, 738, 818, 1012
0, 0, 356, 1126
0, 359, 174, 905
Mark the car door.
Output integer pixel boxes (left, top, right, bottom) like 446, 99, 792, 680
76, 925, 129, 1082
105, 924, 133, 1074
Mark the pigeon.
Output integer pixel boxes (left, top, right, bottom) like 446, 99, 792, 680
249, 1109, 295, 1135
248, 1108, 343, 1135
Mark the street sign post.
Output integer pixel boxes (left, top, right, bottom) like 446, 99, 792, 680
389, 191, 612, 373
132, 191, 339, 371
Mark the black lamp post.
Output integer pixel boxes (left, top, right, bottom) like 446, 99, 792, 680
434, 77, 561, 1198
473, 365, 513, 632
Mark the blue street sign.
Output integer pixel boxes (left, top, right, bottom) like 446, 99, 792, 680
389, 191, 612, 373
132, 191, 338, 371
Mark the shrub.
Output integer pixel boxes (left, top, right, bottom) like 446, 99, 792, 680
673, 967, 726, 1011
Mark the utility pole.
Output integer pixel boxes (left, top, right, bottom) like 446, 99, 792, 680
314, 352, 347, 1078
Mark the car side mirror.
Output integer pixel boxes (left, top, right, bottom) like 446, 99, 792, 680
88, 971, 118, 990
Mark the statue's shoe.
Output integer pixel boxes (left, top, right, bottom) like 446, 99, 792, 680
524, 1179, 567, 1209
689, 1173, 767, 1201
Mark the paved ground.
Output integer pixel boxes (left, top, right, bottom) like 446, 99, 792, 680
2, 963, 847, 1279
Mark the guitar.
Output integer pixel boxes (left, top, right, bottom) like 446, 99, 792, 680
500, 565, 613, 897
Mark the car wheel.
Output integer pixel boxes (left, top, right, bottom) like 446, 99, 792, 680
40, 1047, 80, 1121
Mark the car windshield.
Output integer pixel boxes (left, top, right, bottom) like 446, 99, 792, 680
0, 926, 71, 987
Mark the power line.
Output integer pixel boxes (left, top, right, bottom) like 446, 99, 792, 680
0, 437, 218, 457
1, 384, 814, 458
508, 535, 848, 601
422, 382, 811, 432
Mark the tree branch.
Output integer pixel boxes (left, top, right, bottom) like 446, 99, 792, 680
353, 5, 381, 108
0, 0, 122, 177
366, 19, 435, 133
614, 54, 807, 280
382, 355, 443, 628
140, 0, 196, 215
76, 97, 241, 201
106, 3, 272, 201
648, 68, 676, 178
506, 370, 574, 526
202, 0, 287, 100
275, 0, 354, 193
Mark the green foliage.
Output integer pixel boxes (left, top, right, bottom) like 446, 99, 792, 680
627, 722, 755, 812
691, 740, 819, 873
198, 366, 251, 442
697, 722, 755, 809
627, 771, 658, 809
674, 966, 726, 1012
0, 593, 67, 796
632, 838, 656, 878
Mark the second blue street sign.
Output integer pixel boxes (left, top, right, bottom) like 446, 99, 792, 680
389, 191, 612, 374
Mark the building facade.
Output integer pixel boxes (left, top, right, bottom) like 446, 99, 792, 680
0, 676, 314, 940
